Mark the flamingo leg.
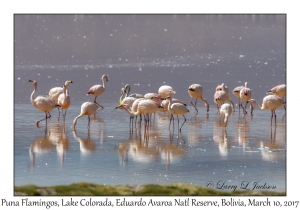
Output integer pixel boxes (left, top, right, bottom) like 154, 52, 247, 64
177, 115, 180, 131
180, 115, 187, 132
88, 115, 91, 129
94, 96, 104, 110
169, 114, 174, 130
190, 98, 198, 113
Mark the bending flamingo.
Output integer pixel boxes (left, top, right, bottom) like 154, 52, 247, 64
239, 82, 253, 115
57, 81, 73, 117
214, 90, 226, 113
86, 74, 108, 109
220, 103, 233, 127
216, 83, 234, 111
73, 102, 99, 130
158, 85, 176, 98
188, 84, 209, 113
248, 95, 285, 126
266, 84, 286, 110
29, 80, 60, 126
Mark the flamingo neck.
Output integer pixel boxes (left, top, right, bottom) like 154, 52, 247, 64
63, 85, 67, 96
126, 86, 130, 97
102, 76, 107, 89
167, 98, 172, 112
252, 101, 266, 111
30, 83, 37, 105
120, 92, 126, 104
73, 112, 84, 127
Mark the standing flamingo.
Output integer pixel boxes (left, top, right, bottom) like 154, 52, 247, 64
86, 74, 108, 109
48, 80, 73, 115
73, 102, 99, 130
158, 85, 176, 98
166, 96, 189, 132
57, 81, 73, 117
216, 83, 234, 111
220, 103, 233, 127
188, 84, 209, 113
247, 95, 285, 126
29, 80, 59, 126
232, 85, 245, 113
266, 84, 286, 110
124, 84, 144, 98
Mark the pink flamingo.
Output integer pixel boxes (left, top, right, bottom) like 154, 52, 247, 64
73, 102, 99, 130
122, 99, 164, 124
239, 82, 253, 115
232, 85, 244, 113
86, 74, 108, 109
220, 103, 233, 127
214, 90, 226, 112
188, 84, 209, 113
48, 80, 73, 115
216, 83, 234, 111
248, 95, 285, 126
266, 84, 286, 110
29, 80, 59, 126
158, 85, 176, 98
166, 96, 189, 132
57, 81, 73, 117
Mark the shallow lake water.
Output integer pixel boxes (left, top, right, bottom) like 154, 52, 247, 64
14, 14, 286, 193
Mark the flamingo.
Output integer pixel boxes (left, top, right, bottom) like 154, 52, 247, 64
266, 84, 286, 110
248, 95, 285, 126
240, 82, 253, 115
158, 85, 176, 98
122, 99, 164, 124
48, 80, 73, 115
57, 81, 73, 117
214, 90, 226, 113
29, 80, 60, 126
219, 103, 233, 127
166, 96, 189, 132
216, 83, 234, 111
86, 74, 108, 109
232, 85, 245, 113
188, 84, 209, 113
124, 84, 144, 98
73, 102, 99, 130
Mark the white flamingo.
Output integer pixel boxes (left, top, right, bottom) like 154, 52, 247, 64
232, 84, 245, 113
48, 80, 73, 115
166, 96, 189, 132
266, 84, 286, 110
216, 83, 234, 111
188, 84, 209, 113
73, 102, 99, 129
29, 80, 59, 126
86, 74, 108, 109
158, 85, 176, 98
124, 84, 144, 98
57, 81, 73, 117
248, 95, 285, 126
220, 103, 233, 127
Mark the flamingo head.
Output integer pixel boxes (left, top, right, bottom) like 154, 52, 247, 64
65, 80, 73, 86
29, 79, 37, 88
103, 74, 109, 82
115, 104, 123, 109
247, 99, 256, 104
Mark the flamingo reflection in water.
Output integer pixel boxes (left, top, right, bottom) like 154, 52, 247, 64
29, 121, 69, 170
259, 126, 285, 162
73, 129, 96, 155
213, 121, 230, 158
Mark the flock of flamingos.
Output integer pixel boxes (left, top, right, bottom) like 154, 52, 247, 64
28, 74, 286, 131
